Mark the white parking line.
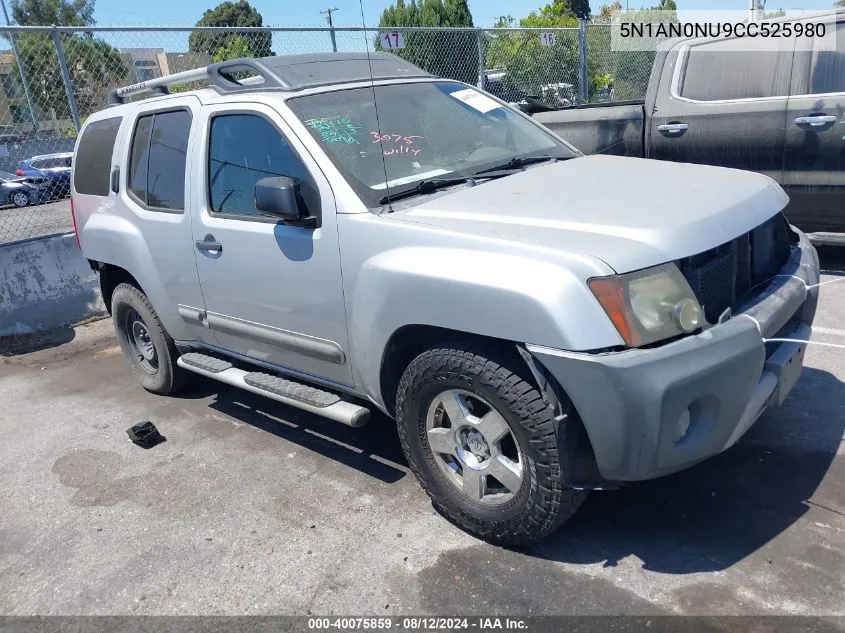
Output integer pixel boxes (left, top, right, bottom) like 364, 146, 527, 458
813, 326, 845, 338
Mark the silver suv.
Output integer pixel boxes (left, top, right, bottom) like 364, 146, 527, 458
71, 53, 820, 545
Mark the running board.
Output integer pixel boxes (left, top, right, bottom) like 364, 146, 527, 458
177, 353, 369, 427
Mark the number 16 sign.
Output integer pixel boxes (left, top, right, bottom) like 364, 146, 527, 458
380, 31, 405, 49
540, 32, 556, 46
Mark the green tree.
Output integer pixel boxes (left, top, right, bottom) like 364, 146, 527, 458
836, 0, 844, 6
11, 0, 94, 25
654, 0, 676, 10
189, 1, 272, 59
377, 0, 478, 85
486, 5, 586, 105
550, 0, 591, 19
212, 34, 253, 63
8, 0, 128, 124
595, 0, 621, 22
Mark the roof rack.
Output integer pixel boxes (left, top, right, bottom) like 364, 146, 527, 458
108, 53, 432, 106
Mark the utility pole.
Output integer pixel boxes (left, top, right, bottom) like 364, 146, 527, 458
321, 7, 339, 53
0, 0, 39, 133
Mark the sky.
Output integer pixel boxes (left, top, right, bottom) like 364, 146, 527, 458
94, 0, 841, 29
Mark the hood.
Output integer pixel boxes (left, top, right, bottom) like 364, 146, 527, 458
390, 155, 789, 273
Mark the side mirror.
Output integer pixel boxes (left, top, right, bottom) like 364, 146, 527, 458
254, 176, 318, 228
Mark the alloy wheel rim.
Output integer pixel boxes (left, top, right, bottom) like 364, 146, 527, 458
425, 389, 523, 506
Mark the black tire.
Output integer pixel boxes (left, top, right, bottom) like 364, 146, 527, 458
111, 282, 185, 395
395, 342, 588, 546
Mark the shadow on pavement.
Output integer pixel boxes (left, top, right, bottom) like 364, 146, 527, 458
0, 324, 75, 356
193, 381, 409, 484
528, 366, 845, 573
177, 357, 843, 569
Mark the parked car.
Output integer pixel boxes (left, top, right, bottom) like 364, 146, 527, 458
16, 151, 73, 199
0, 170, 50, 207
72, 53, 819, 545
527, 11, 845, 243
483, 70, 528, 104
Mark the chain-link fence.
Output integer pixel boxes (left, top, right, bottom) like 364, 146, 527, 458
0, 23, 651, 245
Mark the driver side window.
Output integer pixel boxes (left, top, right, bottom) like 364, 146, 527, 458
208, 113, 310, 219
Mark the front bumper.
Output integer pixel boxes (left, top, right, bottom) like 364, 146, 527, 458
530, 230, 820, 482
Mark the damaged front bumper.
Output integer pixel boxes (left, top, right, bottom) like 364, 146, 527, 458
529, 230, 820, 482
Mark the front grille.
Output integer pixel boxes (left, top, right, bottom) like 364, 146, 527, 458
677, 213, 794, 324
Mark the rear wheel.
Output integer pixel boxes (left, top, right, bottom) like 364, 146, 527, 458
395, 342, 588, 546
111, 283, 185, 395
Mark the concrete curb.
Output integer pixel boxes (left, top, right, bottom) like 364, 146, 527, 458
0, 232, 107, 338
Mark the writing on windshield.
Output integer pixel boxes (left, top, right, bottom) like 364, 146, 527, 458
288, 81, 574, 207
305, 117, 363, 145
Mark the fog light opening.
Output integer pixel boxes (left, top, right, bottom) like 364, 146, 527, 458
674, 408, 692, 444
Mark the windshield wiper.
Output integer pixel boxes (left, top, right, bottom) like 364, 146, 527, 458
378, 177, 472, 205
377, 158, 567, 206
473, 154, 566, 176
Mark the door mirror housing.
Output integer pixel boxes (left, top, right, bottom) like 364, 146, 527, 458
254, 176, 318, 228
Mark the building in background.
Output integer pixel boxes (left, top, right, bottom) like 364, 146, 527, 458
119, 48, 211, 83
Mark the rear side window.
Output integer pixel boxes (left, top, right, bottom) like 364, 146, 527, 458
679, 39, 790, 101
128, 109, 191, 211
74, 117, 121, 196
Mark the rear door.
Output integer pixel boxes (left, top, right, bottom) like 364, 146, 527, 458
648, 36, 793, 185
782, 18, 845, 234
114, 97, 211, 345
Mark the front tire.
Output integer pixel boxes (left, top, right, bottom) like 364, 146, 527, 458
395, 343, 587, 546
111, 283, 185, 395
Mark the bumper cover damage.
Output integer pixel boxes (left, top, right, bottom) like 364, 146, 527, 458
529, 231, 820, 482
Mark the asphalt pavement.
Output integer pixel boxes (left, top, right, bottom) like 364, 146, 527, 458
0, 249, 843, 616
0, 199, 72, 244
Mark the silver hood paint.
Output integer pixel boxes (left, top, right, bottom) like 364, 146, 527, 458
390, 154, 789, 274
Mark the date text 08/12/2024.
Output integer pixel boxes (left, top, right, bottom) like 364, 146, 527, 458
307, 617, 529, 630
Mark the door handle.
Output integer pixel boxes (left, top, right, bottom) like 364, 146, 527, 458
657, 123, 689, 136
794, 115, 837, 127
195, 235, 223, 253
110, 167, 119, 193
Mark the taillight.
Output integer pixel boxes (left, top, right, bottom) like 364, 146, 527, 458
15, 169, 24, 176
70, 197, 80, 248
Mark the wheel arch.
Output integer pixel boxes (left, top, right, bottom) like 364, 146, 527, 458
378, 324, 601, 487
378, 324, 521, 417
94, 262, 142, 315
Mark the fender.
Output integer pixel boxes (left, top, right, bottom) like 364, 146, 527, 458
80, 212, 193, 341
346, 245, 626, 407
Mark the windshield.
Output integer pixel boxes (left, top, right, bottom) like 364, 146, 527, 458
287, 81, 579, 208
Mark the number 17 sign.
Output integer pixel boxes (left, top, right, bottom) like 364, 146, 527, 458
380, 31, 405, 49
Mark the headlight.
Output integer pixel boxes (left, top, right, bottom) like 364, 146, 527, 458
588, 263, 703, 348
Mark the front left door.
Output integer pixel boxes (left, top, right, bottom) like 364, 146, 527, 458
189, 103, 353, 388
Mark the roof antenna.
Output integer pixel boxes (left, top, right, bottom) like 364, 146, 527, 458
359, 0, 393, 212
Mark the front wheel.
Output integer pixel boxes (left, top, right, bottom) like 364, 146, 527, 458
111, 283, 185, 395
11, 191, 29, 207
395, 343, 588, 546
